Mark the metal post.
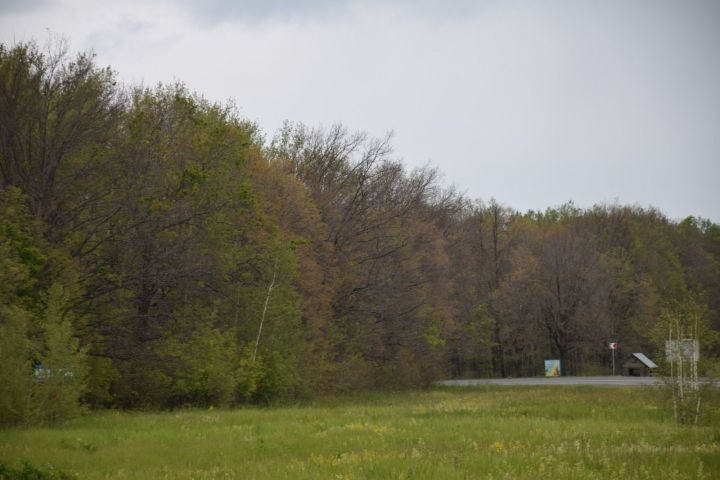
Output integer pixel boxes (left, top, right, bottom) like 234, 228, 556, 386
612, 348, 616, 376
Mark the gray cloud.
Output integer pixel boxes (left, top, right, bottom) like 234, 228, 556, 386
181, 0, 339, 23
1, 0, 718, 221
0, 0, 47, 13
176, 0, 492, 24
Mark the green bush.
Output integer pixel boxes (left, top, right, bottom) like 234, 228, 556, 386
30, 283, 88, 425
164, 326, 239, 407
0, 307, 32, 425
0, 462, 76, 480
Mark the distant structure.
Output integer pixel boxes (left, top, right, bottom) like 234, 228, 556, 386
622, 353, 658, 376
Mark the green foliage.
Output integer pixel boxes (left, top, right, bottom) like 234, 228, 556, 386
0, 462, 76, 480
162, 326, 239, 408
252, 348, 301, 403
653, 296, 719, 369
30, 283, 89, 425
0, 187, 89, 426
0, 307, 32, 426
2, 39, 720, 415
449, 304, 496, 378
83, 357, 118, 408
235, 346, 264, 402
650, 296, 719, 426
0, 388, 718, 479
0, 187, 46, 308
0, 189, 38, 426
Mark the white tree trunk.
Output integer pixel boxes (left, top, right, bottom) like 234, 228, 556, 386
253, 261, 277, 363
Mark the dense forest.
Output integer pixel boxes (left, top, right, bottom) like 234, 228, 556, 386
1, 42, 719, 424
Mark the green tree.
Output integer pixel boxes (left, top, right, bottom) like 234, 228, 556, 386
0, 186, 46, 425
31, 281, 89, 424
0, 307, 32, 425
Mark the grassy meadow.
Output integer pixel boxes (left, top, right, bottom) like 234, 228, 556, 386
1, 386, 718, 479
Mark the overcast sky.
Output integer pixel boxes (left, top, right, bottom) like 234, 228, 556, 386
2, 0, 719, 221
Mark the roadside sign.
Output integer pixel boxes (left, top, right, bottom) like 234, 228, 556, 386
544, 359, 561, 377
665, 339, 699, 362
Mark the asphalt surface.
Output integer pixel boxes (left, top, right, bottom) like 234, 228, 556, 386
434, 376, 663, 387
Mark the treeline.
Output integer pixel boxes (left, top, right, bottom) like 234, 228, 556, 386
1, 42, 719, 424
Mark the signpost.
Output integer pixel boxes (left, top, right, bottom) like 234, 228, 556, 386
609, 342, 618, 376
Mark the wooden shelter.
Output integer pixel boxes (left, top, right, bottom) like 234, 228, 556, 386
622, 353, 658, 377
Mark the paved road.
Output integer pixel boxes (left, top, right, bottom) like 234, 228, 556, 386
435, 376, 663, 387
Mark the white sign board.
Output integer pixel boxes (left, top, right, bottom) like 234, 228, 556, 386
665, 339, 699, 362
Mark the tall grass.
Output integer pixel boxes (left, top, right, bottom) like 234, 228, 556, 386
1, 387, 718, 479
